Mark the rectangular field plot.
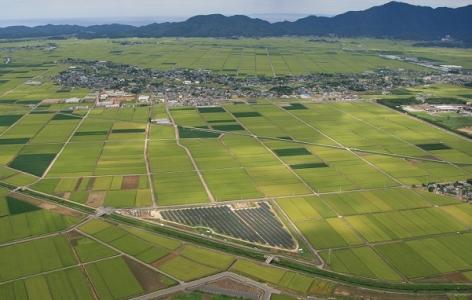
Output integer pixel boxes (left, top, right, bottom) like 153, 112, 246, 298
0, 112, 53, 139
375, 233, 472, 279
0, 235, 77, 282
416, 143, 451, 151
289, 147, 397, 192
88, 107, 150, 123
320, 247, 402, 282
179, 245, 235, 270
79, 219, 233, 283
0, 114, 22, 127
183, 138, 264, 201
279, 188, 472, 281
158, 256, 218, 282
221, 135, 311, 197
277, 196, 337, 222
46, 142, 105, 177
224, 102, 333, 144
0, 268, 95, 300
71, 117, 113, 142
178, 126, 221, 139
363, 154, 469, 186
280, 189, 471, 249
154, 171, 209, 206
32, 175, 152, 208
177, 130, 311, 200
46, 118, 148, 178
319, 188, 435, 216
274, 148, 312, 157
79, 219, 178, 264
325, 102, 472, 183
29, 114, 82, 144
231, 259, 335, 295
148, 138, 209, 206
295, 218, 363, 249
85, 256, 144, 299
95, 140, 146, 175
9, 153, 56, 177
0, 191, 82, 243
68, 232, 118, 263
345, 205, 469, 243
160, 202, 296, 249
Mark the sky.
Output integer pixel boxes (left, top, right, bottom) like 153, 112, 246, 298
1, 0, 472, 26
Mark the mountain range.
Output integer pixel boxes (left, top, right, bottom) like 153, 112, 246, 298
1, 2, 471, 42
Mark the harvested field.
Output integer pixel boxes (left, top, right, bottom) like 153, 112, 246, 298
124, 256, 177, 292
122, 175, 140, 189
86, 191, 106, 207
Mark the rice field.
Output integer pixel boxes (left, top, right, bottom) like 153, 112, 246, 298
230, 259, 335, 296
2, 41, 472, 205
0, 188, 82, 243
0, 219, 181, 300
1, 37, 472, 295
4, 37, 471, 78
79, 219, 236, 282
279, 189, 472, 281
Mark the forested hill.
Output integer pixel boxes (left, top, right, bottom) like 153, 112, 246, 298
1, 1, 471, 42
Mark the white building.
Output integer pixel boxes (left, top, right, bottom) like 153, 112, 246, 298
151, 118, 172, 125
64, 97, 81, 104
138, 95, 150, 103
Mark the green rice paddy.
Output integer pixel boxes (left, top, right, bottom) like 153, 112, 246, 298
1, 94, 471, 286
1, 37, 472, 297
279, 189, 472, 281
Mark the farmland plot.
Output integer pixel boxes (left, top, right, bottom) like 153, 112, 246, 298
0, 194, 81, 243
279, 189, 472, 281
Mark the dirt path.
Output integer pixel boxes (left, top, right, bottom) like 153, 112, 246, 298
164, 103, 215, 203
272, 103, 404, 187
41, 108, 92, 179
144, 107, 158, 207
77, 227, 182, 283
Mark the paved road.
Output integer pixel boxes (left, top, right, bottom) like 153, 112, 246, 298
131, 271, 280, 300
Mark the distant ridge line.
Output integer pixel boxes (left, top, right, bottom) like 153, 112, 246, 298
0, 1, 471, 42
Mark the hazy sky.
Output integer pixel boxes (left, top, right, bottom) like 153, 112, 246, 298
2, 0, 472, 25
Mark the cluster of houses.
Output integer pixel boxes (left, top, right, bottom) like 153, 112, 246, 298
425, 180, 472, 202
54, 58, 472, 107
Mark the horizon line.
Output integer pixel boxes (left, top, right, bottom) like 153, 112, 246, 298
1, 1, 470, 28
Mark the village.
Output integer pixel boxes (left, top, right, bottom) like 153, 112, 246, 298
53, 59, 472, 108
425, 180, 472, 203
